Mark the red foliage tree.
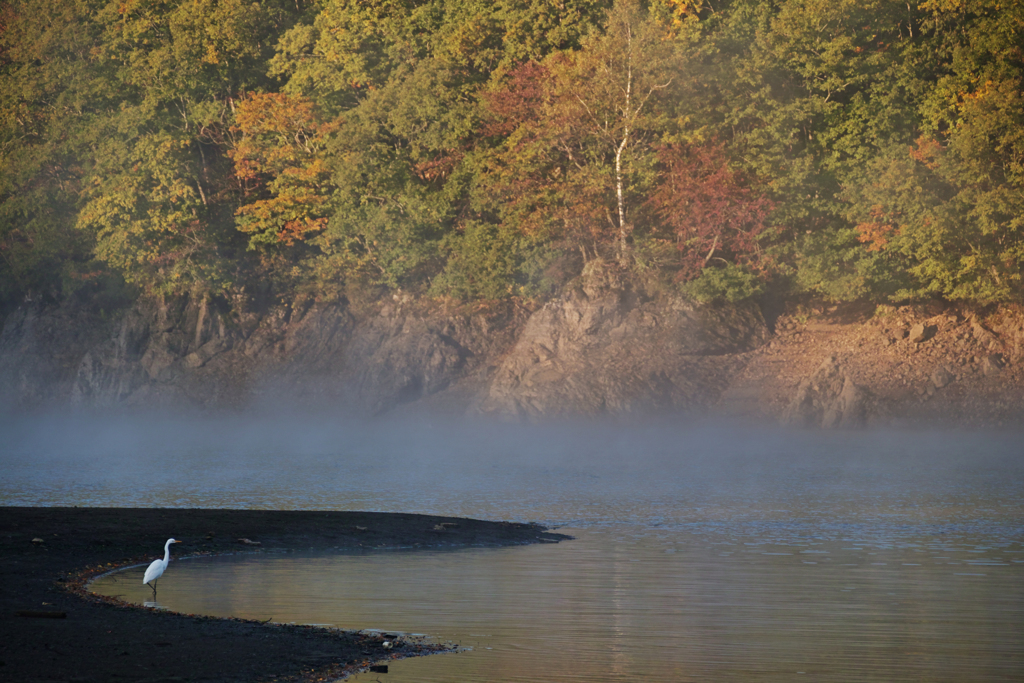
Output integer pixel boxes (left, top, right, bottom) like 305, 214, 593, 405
649, 143, 772, 279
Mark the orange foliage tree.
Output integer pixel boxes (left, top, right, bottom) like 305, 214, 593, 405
230, 92, 336, 247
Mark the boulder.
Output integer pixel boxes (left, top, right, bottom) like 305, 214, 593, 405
183, 338, 228, 369
931, 367, 954, 389
972, 321, 999, 350
982, 354, 1005, 377
783, 356, 871, 429
909, 323, 935, 343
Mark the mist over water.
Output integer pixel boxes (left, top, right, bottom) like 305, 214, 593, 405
6, 412, 1024, 681
4, 411, 1021, 527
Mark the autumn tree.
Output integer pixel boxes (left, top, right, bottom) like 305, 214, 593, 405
479, 0, 679, 265
0, 0, 117, 305
582, 0, 678, 262
0, 0, 314, 303
650, 143, 772, 281
3, 0, 1023, 311
842, 1, 1024, 303
230, 92, 334, 247
260, 0, 611, 292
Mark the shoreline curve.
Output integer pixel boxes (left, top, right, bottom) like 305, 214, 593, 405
1, 506, 570, 682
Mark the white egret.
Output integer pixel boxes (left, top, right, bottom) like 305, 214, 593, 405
143, 538, 181, 594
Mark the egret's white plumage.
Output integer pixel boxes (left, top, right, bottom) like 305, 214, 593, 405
143, 538, 181, 593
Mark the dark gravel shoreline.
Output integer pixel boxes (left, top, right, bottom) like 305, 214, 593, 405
1, 506, 570, 682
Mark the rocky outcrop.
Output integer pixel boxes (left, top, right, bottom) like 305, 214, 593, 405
0, 294, 524, 415
252, 300, 522, 414
719, 302, 1024, 428
782, 356, 871, 429
478, 265, 768, 417
69, 296, 241, 408
70, 309, 151, 407
3, 286, 1020, 425
0, 305, 114, 408
0, 278, 769, 418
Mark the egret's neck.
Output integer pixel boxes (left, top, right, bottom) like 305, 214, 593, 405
163, 540, 173, 563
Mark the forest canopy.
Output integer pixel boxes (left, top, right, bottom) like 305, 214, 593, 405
1, 0, 1022, 311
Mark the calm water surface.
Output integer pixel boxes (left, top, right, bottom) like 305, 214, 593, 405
5, 415, 1024, 681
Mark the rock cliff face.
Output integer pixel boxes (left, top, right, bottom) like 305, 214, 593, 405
0, 294, 525, 415
781, 356, 870, 429
0, 272, 766, 418
478, 270, 767, 417
1, 285, 1021, 426
0, 305, 114, 408
255, 299, 523, 414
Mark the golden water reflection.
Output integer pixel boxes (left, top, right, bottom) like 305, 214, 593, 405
91, 528, 1024, 682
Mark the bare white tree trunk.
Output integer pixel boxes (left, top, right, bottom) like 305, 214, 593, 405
611, 21, 670, 265
570, 5, 672, 266
615, 26, 634, 265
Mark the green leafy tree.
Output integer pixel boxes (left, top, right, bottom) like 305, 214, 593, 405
263, 0, 609, 293
699, 0, 937, 300
69, 0, 310, 295
4, 0, 1023, 312
841, 0, 1024, 303
0, 0, 119, 306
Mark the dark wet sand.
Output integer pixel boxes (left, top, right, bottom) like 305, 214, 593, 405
0, 507, 569, 682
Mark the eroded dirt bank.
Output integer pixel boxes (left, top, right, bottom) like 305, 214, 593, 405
0, 507, 569, 683
718, 303, 1024, 428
